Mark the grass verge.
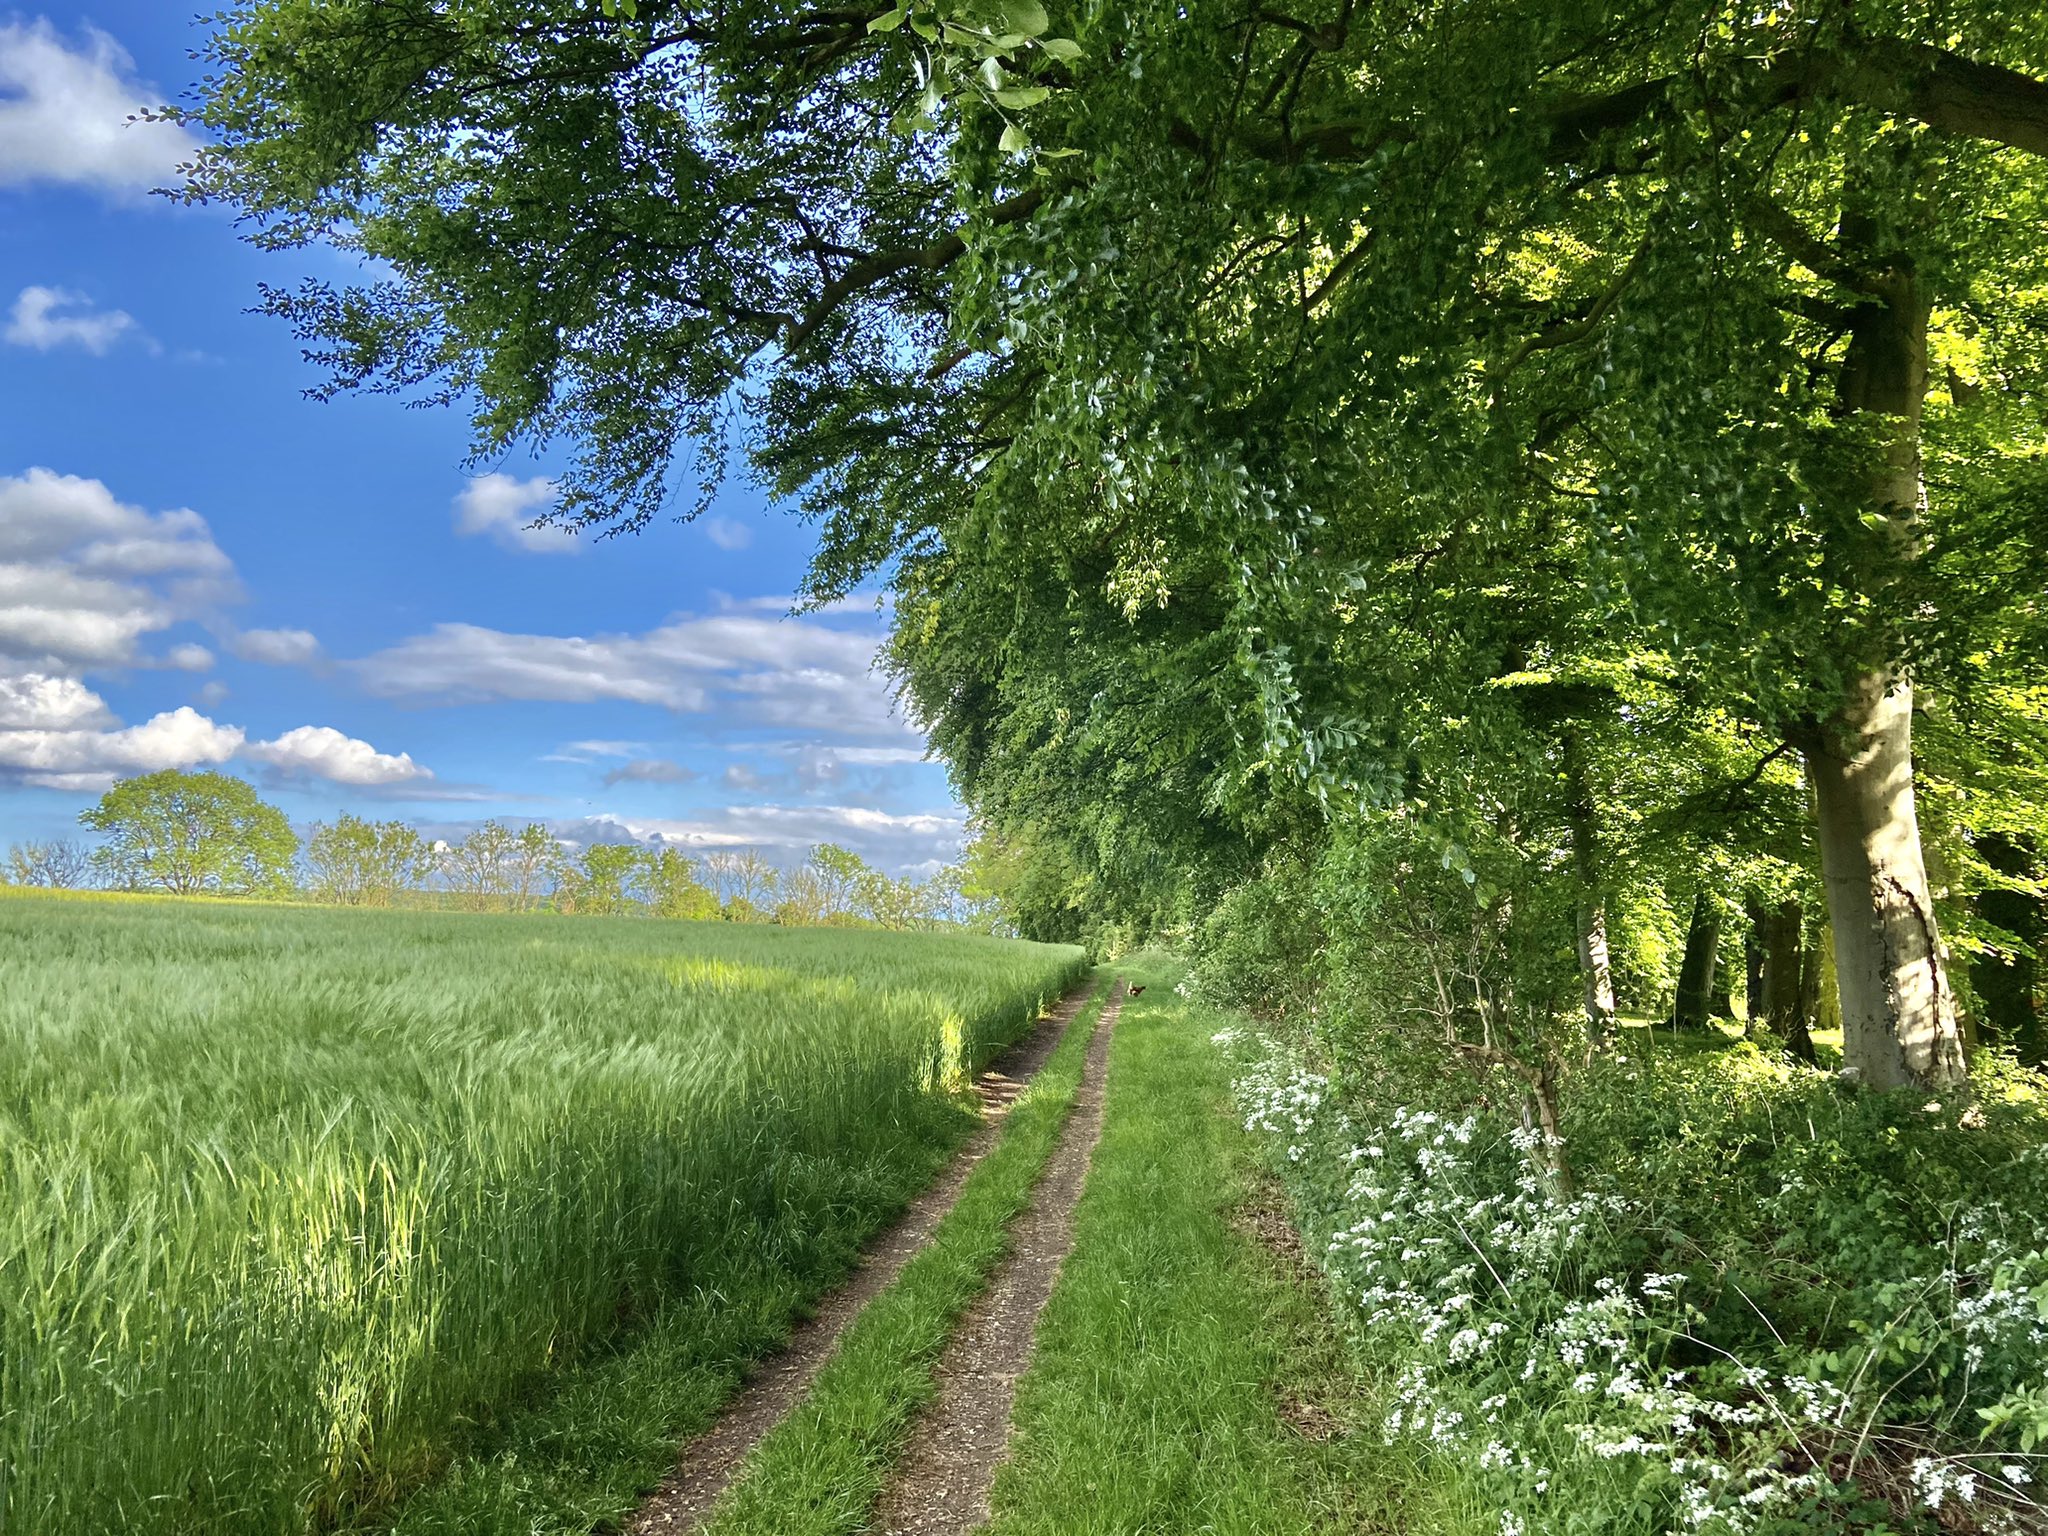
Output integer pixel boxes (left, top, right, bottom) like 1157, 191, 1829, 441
983, 956, 1459, 1536
698, 974, 1113, 1536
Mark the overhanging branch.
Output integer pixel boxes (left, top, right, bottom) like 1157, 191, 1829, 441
1193, 37, 2048, 169
1846, 37, 2048, 157
781, 186, 1049, 354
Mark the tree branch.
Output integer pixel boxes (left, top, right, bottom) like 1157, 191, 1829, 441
1745, 194, 1870, 290
1845, 38, 2048, 158
1247, 1, 1361, 54
1494, 244, 1645, 383
1198, 39, 2048, 170
781, 187, 1049, 354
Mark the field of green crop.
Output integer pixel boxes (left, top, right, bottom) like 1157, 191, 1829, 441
0, 892, 1084, 1536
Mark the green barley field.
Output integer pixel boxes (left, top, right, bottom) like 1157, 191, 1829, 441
0, 892, 1083, 1535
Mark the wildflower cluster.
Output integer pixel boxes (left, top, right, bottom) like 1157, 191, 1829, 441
1225, 1031, 2048, 1534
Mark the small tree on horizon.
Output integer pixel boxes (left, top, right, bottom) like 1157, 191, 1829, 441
305, 814, 434, 906
4, 839, 94, 890
640, 847, 719, 920
79, 770, 298, 897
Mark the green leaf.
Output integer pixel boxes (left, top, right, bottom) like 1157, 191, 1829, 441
998, 0, 1050, 37
1038, 36, 1084, 61
993, 85, 1051, 109
866, 5, 909, 33
999, 122, 1030, 154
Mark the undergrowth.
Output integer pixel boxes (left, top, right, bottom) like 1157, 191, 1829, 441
1222, 1024, 2048, 1535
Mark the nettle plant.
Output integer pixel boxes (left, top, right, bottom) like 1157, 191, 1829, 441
1223, 1030, 2048, 1534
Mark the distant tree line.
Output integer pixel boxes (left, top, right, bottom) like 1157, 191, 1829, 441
4, 769, 992, 933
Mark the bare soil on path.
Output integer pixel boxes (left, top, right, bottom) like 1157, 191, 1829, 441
870, 985, 1125, 1536
625, 982, 1098, 1535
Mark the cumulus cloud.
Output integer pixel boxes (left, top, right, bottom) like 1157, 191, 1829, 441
553, 804, 967, 875
228, 626, 321, 666
245, 725, 433, 787
701, 516, 753, 552
353, 611, 915, 741
452, 473, 578, 554
0, 471, 438, 798
0, 19, 200, 196
0, 705, 243, 791
602, 757, 697, 787
0, 468, 237, 672
5, 285, 145, 354
0, 673, 113, 731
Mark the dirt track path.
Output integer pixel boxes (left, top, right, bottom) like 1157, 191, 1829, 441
625, 981, 1097, 1535
870, 984, 1124, 1536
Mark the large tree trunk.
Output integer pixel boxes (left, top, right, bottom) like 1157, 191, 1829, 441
1807, 679, 1964, 1088
1672, 889, 1720, 1031
1806, 236, 1967, 1093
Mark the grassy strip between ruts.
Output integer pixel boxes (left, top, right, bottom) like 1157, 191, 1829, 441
697, 973, 1114, 1536
334, 976, 1100, 1536
983, 955, 1466, 1536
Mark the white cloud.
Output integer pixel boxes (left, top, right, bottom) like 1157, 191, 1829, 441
196, 679, 229, 707
602, 757, 697, 787
0, 673, 112, 731
245, 725, 433, 787
0, 470, 442, 799
701, 516, 753, 552
0, 19, 200, 196
452, 473, 578, 554
715, 740, 929, 798
0, 705, 243, 790
542, 738, 644, 763
353, 611, 915, 741
554, 805, 968, 874
5, 285, 145, 354
818, 745, 928, 765
0, 468, 237, 672
228, 626, 321, 666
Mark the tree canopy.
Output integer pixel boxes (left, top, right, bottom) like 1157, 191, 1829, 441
80, 771, 299, 896
184, 0, 2048, 1089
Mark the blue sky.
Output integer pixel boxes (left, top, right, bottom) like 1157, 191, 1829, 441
0, 10, 965, 873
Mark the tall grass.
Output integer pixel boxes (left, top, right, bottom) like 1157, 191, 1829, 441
0, 893, 1083, 1535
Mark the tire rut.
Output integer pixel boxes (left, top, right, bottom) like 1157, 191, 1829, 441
869, 983, 1124, 1536
624, 980, 1099, 1535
